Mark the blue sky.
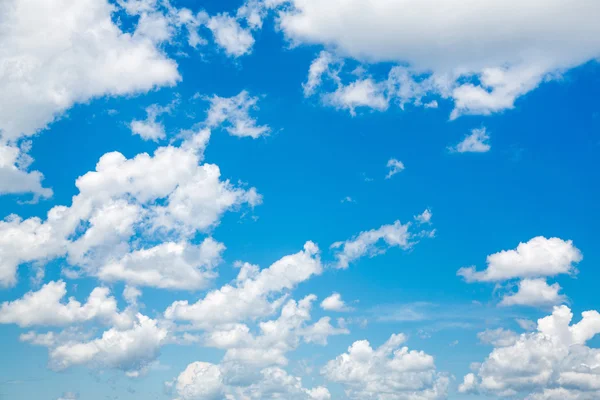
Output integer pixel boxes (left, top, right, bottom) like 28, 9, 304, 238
0, 1, 599, 399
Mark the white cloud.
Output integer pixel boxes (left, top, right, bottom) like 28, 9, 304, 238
0, 0, 179, 141
414, 208, 433, 225
500, 278, 567, 308
130, 102, 174, 141
0, 281, 129, 328
303, 51, 338, 97
460, 305, 600, 398
273, 0, 600, 118
48, 313, 167, 375
320, 293, 351, 312
0, 0, 180, 197
0, 143, 52, 199
203, 91, 270, 138
330, 217, 433, 269
172, 362, 330, 400
386, 158, 405, 179
458, 237, 582, 283
449, 128, 491, 153
0, 128, 260, 287
165, 242, 322, 326
322, 333, 449, 399
324, 79, 388, 116
206, 14, 255, 57
98, 238, 225, 290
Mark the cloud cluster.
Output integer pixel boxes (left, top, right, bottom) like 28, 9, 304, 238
0, 126, 260, 288
322, 333, 449, 399
461, 306, 600, 399
458, 237, 582, 308
274, 0, 600, 118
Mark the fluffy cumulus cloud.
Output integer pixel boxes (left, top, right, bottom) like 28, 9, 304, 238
330, 215, 434, 269
458, 237, 582, 307
165, 242, 322, 326
460, 305, 600, 399
458, 237, 582, 282
172, 362, 330, 400
320, 292, 352, 312
449, 128, 491, 153
271, 0, 600, 118
0, 281, 129, 328
500, 278, 567, 308
0, 128, 260, 288
322, 333, 449, 399
0, 0, 181, 197
169, 294, 345, 399
47, 313, 167, 375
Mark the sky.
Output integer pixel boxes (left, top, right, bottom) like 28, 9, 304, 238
0, 1, 599, 399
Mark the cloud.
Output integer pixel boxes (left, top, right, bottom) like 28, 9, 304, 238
324, 79, 389, 115
449, 128, 491, 153
303, 51, 338, 97
0, 0, 180, 197
172, 362, 330, 400
203, 91, 271, 138
0, 281, 130, 328
130, 102, 175, 141
458, 237, 582, 283
500, 278, 567, 308
48, 313, 167, 375
322, 333, 449, 399
460, 305, 600, 398
98, 238, 225, 290
320, 293, 352, 312
165, 242, 322, 326
206, 14, 255, 57
414, 208, 433, 224
386, 158, 405, 179
330, 216, 433, 269
0, 128, 260, 287
272, 0, 600, 118
0, 143, 52, 199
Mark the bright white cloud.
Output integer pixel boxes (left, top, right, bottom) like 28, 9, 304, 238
322, 333, 449, 399
0, 143, 52, 199
386, 158, 405, 179
458, 237, 582, 283
460, 305, 600, 398
449, 128, 491, 153
320, 293, 351, 312
206, 14, 255, 57
500, 278, 567, 308
203, 91, 270, 138
273, 0, 600, 118
98, 238, 225, 290
48, 313, 167, 375
130, 102, 174, 141
172, 362, 330, 400
324, 79, 389, 116
0, 128, 260, 287
0, 0, 180, 197
0, 281, 128, 328
165, 242, 322, 326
